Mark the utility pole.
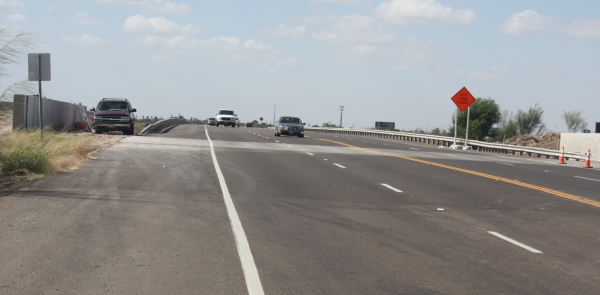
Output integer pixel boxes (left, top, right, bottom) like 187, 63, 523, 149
339, 106, 344, 128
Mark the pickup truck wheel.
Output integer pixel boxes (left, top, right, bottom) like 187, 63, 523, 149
92, 128, 102, 134
125, 124, 134, 135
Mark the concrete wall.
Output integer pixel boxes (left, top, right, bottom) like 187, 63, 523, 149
12, 94, 87, 131
560, 133, 600, 155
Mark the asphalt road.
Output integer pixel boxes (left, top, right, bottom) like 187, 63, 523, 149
1, 125, 599, 294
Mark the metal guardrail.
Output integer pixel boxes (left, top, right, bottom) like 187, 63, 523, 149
306, 127, 588, 162
140, 118, 189, 135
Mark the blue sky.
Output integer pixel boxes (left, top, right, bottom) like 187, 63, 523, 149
1, 0, 599, 131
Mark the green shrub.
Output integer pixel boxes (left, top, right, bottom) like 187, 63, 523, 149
0, 146, 51, 175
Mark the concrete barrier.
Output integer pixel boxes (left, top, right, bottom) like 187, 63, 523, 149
560, 133, 600, 156
12, 94, 87, 131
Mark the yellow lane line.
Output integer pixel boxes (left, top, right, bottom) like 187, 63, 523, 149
315, 138, 600, 209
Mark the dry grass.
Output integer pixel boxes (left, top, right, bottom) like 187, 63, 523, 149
0, 128, 95, 175
0, 107, 128, 195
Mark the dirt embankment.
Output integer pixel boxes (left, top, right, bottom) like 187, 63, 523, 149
503, 132, 560, 150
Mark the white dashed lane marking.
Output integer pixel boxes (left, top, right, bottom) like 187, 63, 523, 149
488, 231, 542, 254
381, 183, 403, 193
574, 176, 600, 182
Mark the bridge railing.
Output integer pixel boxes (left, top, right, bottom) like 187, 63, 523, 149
306, 127, 587, 162
140, 118, 189, 135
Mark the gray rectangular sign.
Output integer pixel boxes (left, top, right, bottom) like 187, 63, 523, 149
28, 53, 51, 81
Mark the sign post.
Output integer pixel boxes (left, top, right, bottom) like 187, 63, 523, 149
28, 53, 51, 140
450, 87, 476, 147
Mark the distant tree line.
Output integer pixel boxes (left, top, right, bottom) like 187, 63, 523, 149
443, 98, 588, 142
365, 99, 589, 142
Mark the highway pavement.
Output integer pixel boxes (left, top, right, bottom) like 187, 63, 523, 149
1, 124, 599, 294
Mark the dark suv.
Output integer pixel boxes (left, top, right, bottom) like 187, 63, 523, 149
89, 98, 136, 135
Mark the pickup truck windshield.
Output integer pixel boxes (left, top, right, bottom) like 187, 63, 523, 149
219, 110, 234, 115
98, 102, 128, 111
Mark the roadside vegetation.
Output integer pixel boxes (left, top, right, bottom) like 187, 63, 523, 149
562, 110, 588, 133
444, 99, 588, 145
0, 128, 95, 180
1, 107, 96, 194
0, 28, 36, 102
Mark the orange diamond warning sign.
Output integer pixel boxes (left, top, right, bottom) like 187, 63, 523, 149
451, 87, 476, 112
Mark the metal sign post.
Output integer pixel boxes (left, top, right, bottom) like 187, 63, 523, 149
37, 54, 43, 140
28, 53, 51, 140
465, 106, 471, 146
453, 109, 458, 145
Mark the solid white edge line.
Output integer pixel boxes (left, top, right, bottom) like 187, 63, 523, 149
488, 231, 542, 254
574, 176, 600, 182
381, 183, 403, 193
334, 163, 346, 168
205, 126, 265, 295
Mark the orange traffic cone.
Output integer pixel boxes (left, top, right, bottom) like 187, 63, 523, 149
558, 146, 566, 164
584, 149, 592, 168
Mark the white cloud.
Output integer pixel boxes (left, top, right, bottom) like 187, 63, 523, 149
499, 10, 557, 36
70, 12, 105, 26
6, 13, 25, 23
273, 24, 307, 38
373, 0, 476, 25
561, 19, 600, 38
62, 34, 110, 47
313, 15, 394, 44
332, 37, 443, 67
131, 34, 296, 67
123, 15, 199, 35
134, 35, 204, 49
94, 0, 191, 14
243, 39, 279, 54
0, 0, 24, 9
